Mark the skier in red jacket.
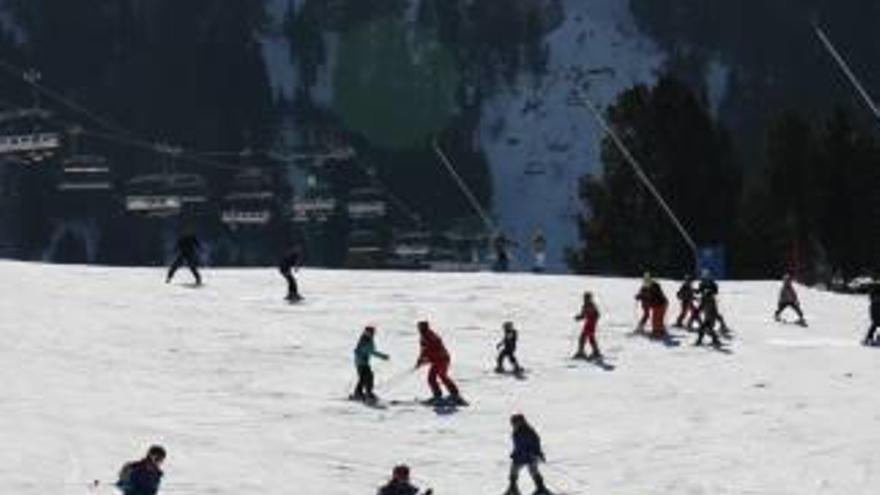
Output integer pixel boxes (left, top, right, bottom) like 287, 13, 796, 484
415, 320, 464, 405
573, 292, 602, 360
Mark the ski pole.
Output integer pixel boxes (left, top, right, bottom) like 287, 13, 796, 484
378, 367, 416, 392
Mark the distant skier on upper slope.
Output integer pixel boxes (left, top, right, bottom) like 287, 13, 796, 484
278, 246, 303, 302
166, 232, 202, 286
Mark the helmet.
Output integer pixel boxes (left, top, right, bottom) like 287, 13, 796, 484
503, 321, 514, 331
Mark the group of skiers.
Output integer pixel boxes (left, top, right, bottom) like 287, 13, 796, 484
164, 233, 305, 302
351, 321, 465, 406
492, 229, 548, 273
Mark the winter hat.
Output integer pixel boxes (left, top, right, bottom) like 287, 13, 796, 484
392, 465, 410, 479
147, 445, 166, 461
503, 321, 514, 331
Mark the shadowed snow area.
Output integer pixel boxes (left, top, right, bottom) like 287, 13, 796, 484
1, 261, 878, 494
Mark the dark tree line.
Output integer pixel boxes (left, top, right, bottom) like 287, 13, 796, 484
570, 76, 880, 281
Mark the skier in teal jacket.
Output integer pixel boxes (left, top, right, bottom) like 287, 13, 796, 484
352, 326, 389, 401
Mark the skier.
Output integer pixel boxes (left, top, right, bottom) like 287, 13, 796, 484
377, 465, 432, 495
531, 229, 547, 273
862, 279, 880, 346
774, 274, 806, 325
352, 326, 389, 402
634, 274, 652, 332
415, 320, 464, 405
166, 232, 202, 285
643, 274, 668, 338
695, 287, 723, 348
495, 321, 523, 374
696, 270, 730, 334
493, 232, 516, 272
505, 414, 550, 495
674, 275, 699, 329
278, 246, 303, 301
116, 445, 165, 495
573, 291, 602, 360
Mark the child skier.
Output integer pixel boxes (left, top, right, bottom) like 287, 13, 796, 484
695, 289, 723, 348
505, 414, 550, 495
774, 274, 806, 326
675, 275, 699, 329
574, 292, 602, 360
415, 321, 464, 405
116, 445, 166, 495
496, 321, 523, 374
352, 326, 389, 402
377, 465, 433, 495
863, 279, 880, 346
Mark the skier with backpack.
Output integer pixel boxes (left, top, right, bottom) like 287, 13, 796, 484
774, 274, 806, 326
862, 279, 880, 346
352, 326, 389, 402
573, 291, 602, 360
495, 321, 523, 374
166, 232, 202, 285
415, 320, 465, 405
377, 465, 433, 495
116, 445, 166, 495
635, 274, 652, 332
278, 246, 303, 301
639, 274, 668, 338
504, 414, 550, 495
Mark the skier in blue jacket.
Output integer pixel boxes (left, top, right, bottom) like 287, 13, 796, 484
116, 445, 165, 495
505, 414, 550, 495
352, 326, 389, 401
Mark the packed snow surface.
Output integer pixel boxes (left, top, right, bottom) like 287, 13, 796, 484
1, 261, 878, 495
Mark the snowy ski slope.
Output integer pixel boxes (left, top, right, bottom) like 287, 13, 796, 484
0, 261, 878, 495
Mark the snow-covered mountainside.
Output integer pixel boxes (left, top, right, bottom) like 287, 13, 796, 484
260, 0, 666, 271
477, 0, 663, 271
1, 261, 877, 495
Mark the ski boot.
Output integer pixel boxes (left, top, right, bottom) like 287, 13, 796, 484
503, 483, 521, 495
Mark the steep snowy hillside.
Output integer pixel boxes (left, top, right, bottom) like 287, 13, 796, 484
260, 0, 666, 271
1, 262, 877, 495
477, 0, 663, 270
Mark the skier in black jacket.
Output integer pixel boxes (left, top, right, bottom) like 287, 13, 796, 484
377, 465, 432, 495
675, 275, 699, 329
505, 414, 550, 495
495, 321, 522, 374
863, 280, 880, 346
116, 445, 165, 495
278, 247, 303, 301
166, 233, 202, 285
